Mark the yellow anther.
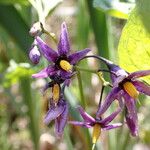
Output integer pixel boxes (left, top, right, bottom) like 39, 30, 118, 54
52, 84, 60, 104
59, 60, 72, 71
92, 124, 101, 144
123, 81, 139, 99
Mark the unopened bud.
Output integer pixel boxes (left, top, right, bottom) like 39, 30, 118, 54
29, 45, 41, 64
29, 22, 43, 37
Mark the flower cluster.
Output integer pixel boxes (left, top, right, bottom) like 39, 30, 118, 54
29, 22, 150, 145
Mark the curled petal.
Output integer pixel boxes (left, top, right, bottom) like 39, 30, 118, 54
132, 80, 150, 96
127, 70, 150, 80
36, 36, 58, 62
96, 87, 122, 118
124, 93, 138, 136
68, 48, 91, 65
77, 106, 95, 123
32, 67, 48, 78
44, 103, 65, 125
55, 102, 69, 137
58, 22, 70, 55
99, 107, 122, 125
103, 123, 122, 130
68, 121, 92, 128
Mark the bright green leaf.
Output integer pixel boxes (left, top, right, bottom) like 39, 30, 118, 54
93, 0, 135, 19
118, 0, 150, 84
0, 0, 29, 5
3, 60, 34, 87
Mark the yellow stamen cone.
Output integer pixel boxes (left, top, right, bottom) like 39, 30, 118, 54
60, 60, 72, 71
52, 84, 60, 104
123, 81, 139, 99
92, 124, 101, 144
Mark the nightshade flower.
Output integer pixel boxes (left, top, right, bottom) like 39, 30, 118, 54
96, 56, 150, 136
44, 98, 69, 137
32, 22, 90, 79
69, 106, 122, 145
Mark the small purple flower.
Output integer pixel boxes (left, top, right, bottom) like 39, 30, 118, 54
44, 98, 69, 137
96, 57, 150, 136
31, 22, 90, 79
69, 106, 122, 144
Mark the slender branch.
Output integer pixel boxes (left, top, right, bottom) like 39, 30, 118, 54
76, 69, 86, 109
98, 85, 105, 109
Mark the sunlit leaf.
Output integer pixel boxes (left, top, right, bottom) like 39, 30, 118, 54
93, 0, 135, 19
118, 0, 150, 84
3, 60, 34, 87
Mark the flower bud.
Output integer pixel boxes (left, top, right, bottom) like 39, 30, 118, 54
29, 45, 41, 64
29, 22, 43, 37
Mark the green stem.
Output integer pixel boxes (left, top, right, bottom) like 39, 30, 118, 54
20, 77, 40, 150
76, 69, 86, 108
64, 127, 74, 150
76, 69, 92, 150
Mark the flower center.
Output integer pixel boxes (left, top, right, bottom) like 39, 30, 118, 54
92, 124, 101, 144
52, 84, 60, 104
123, 81, 139, 99
59, 60, 72, 71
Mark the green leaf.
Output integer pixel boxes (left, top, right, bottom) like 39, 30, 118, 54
0, 0, 29, 5
93, 0, 135, 19
118, 0, 150, 84
0, 5, 32, 52
3, 60, 34, 87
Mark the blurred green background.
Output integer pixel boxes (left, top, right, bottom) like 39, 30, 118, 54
0, 0, 150, 150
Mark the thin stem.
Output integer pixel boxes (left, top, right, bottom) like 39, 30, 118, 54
82, 55, 113, 65
98, 85, 105, 109
43, 29, 57, 44
76, 69, 86, 108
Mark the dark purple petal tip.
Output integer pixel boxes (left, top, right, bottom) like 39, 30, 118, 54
58, 22, 70, 55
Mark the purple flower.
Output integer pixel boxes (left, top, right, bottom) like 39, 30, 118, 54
44, 98, 69, 137
96, 57, 150, 136
69, 106, 122, 144
31, 22, 90, 79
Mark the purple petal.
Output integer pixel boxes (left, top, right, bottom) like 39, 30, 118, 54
99, 107, 122, 125
32, 67, 48, 78
44, 103, 65, 125
132, 80, 150, 96
68, 48, 91, 65
124, 93, 138, 136
59, 70, 72, 79
36, 36, 58, 62
58, 22, 70, 55
103, 123, 122, 130
77, 106, 95, 123
54, 102, 69, 137
46, 65, 58, 77
96, 87, 122, 118
127, 70, 150, 80
68, 121, 92, 128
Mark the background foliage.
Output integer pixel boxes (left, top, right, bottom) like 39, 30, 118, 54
0, 0, 150, 150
